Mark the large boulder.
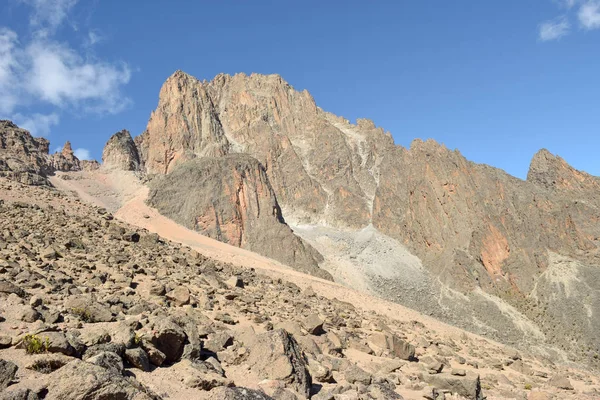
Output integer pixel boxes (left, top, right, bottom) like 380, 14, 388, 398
145, 317, 187, 363
246, 329, 311, 398
422, 372, 483, 400
43, 359, 157, 399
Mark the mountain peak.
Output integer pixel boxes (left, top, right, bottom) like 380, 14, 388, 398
527, 148, 598, 190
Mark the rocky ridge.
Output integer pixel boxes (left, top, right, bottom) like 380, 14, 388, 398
0, 176, 598, 399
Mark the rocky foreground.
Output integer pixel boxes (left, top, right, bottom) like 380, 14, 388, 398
1, 178, 599, 399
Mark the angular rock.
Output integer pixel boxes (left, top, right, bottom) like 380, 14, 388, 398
301, 314, 324, 335
0, 359, 18, 391
86, 351, 124, 376
44, 359, 156, 399
246, 329, 311, 397
124, 348, 151, 372
147, 317, 187, 363
422, 372, 483, 400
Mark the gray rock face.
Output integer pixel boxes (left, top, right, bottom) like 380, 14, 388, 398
422, 372, 483, 400
102, 130, 140, 171
146, 154, 329, 279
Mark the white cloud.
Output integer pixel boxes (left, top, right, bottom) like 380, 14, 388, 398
12, 112, 60, 136
74, 148, 91, 160
86, 30, 103, 46
26, 40, 131, 113
539, 17, 571, 40
578, 1, 600, 29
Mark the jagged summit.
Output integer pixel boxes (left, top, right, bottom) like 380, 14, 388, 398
102, 129, 140, 171
528, 148, 600, 190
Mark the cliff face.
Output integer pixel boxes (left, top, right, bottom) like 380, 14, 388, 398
136, 71, 395, 228
146, 154, 329, 279
132, 71, 600, 365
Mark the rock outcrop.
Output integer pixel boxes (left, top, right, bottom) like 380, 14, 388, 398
48, 141, 81, 172
0, 121, 97, 185
102, 130, 140, 171
0, 120, 52, 185
147, 154, 329, 279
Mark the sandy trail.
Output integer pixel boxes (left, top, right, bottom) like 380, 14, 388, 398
49, 170, 509, 349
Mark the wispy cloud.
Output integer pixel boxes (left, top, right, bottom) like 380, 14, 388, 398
0, 29, 19, 115
85, 30, 103, 47
74, 148, 91, 160
21, 0, 78, 36
578, 1, 600, 29
539, 17, 571, 40
540, 0, 600, 42
13, 112, 60, 136
0, 1, 131, 135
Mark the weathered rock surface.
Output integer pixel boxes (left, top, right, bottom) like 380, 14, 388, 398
102, 130, 140, 171
45, 359, 157, 400
147, 154, 329, 279
0, 359, 18, 391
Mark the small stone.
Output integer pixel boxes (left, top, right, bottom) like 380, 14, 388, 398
302, 314, 324, 335
166, 286, 190, 306
226, 276, 244, 288
29, 296, 43, 307
125, 347, 151, 371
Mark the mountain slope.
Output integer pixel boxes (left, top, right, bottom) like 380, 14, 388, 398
131, 71, 600, 367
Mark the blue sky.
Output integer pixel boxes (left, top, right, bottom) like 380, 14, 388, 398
1, 0, 599, 178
